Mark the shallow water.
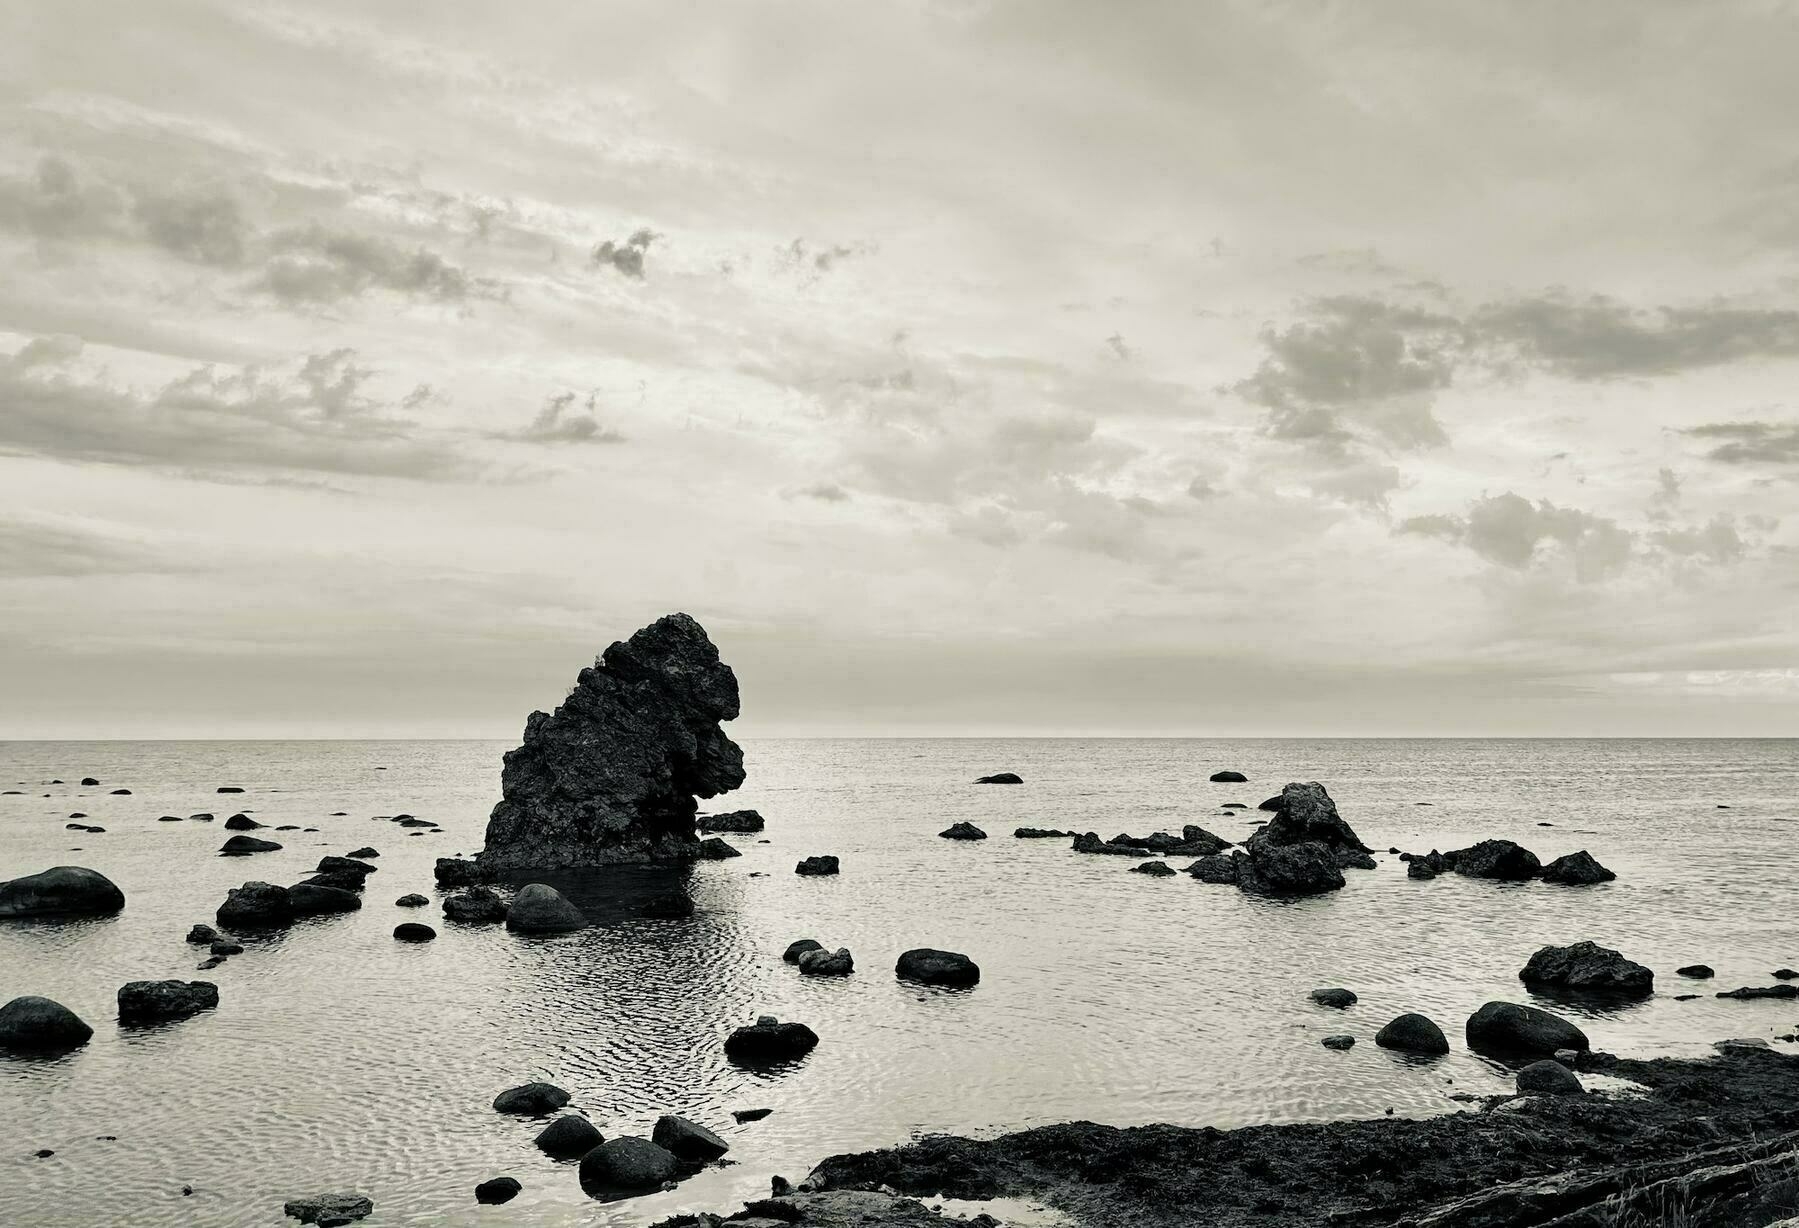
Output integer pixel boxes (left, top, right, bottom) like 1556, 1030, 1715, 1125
1, 737, 1796, 1227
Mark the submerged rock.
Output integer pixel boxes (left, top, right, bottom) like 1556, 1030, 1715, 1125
697, 809, 764, 833
186, 923, 220, 945
0, 866, 125, 918
220, 834, 281, 856
0, 996, 93, 1051
1466, 1001, 1589, 1056
1072, 832, 1149, 856
1540, 850, 1616, 885
479, 613, 745, 872
798, 947, 854, 976
442, 887, 508, 924
474, 1177, 522, 1205
795, 855, 840, 876
1448, 840, 1541, 881
975, 773, 1023, 784
725, 1015, 819, 1063
1517, 1059, 1583, 1096
315, 856, 376, 881
393, 922, 436, 942
286, 884, 361, 917
1375, 1012, 1449, 1054
345, 847, 378, 859
282, 1193, 372, 1224
506, 883, 588, 934
1519, 940, 1653, 996
1014, 827, 1074, 838
1210, 770, 1249, 782
1676, 964, 1715, 979
117, 980, 218, 1024
1716, 983, 1799, 1000
223, 814, 264, 831
579, 1136, 681, 1195
695, 837, 740, 859
1310, 988, 1357, 1008
493, 1081, 570, 1114
1321, 1034, 1355, 1051
1185, 853, 1241, 884
1131, 860, 1176, 876
938, 822, 987, 840
395, 893, 428, 907
896, 948, 980, 987
652, 1114, 729, 1161
536, 1114, 604, 1158
217, 882, 294, 928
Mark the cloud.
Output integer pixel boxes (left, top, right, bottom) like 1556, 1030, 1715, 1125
792, 482, 850, 502
1401, 491, 1634, 581
258, 223, 485, 303
0, 338, 472, 479
1472, 295, 1799, 380
0, 517, 163, 578
0, 156, 125, 241
495, 392, 624, 444
1681, 420, 1799, 466
592, 228, 658, 278
131, 184, 249, 265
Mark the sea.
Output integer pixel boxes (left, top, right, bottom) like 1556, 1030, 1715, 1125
1, 738, 1795, 1226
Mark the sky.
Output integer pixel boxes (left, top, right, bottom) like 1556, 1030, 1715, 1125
2, 0, 1797, 739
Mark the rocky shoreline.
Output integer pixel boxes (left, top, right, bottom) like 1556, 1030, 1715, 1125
661, 1046, 1799, 1227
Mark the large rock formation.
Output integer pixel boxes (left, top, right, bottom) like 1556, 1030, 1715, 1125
479, 614, 745, 872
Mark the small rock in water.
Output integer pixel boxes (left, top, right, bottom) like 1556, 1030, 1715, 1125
797, 947, 853, 976
80, 777, 99, 786
109, 789, 131, 795
286, 884, 361, 917
1540, 850, 1616, 885
118, 980, 219, 1024
474, 1177, 522, 1204
697, 809, 764, 833
217, 786, 245, 794
578, 1136, 681, 1196
282, 1193, 372, 1224
1310, 988, 1358, 1009
217, 881, 294, 928
0, 866, 126, 918
434, 857, 482, 887
0, 996, 94, 1051
1716, 984, 1799, 1000
395, 893, 429, 908
1321, 1034, 1355, 1051
1519, 940, 1653, 996
210, 940, 243, 956
1466, 1001, 1589, 1056
197, 956, 225, 970
219, 834, 281, 856
1014, 827, 1074, 838
783, 938, 824, 963
186, 924, 221, 945
1677, 964, 1716, 979
651, 1114, 729, 1161
896, 948, 980, 987
1374, 1013, 1449, 1054
695, 837, 740, 859
974, 772, 1023, 784
724, 1016, 819, 1063
505, 883, 589, 934
316, 856, 377, 880
442, 887, 507, 923
1209, 770, 1249, 782
732, 1107, 773, 1123
535, 1114, 604, 1158
223, 814, 265, 831
795, 855, 840, 876
493, 1081, 570, 1114
1131, 860, 1176, 876
393, 922, 436, 943
1775, 968, 1799, 980
939, 822, 987, 840
1448, 839, 1541, 881
345, 847, 378, 859
1517, 1059, 1584, 1096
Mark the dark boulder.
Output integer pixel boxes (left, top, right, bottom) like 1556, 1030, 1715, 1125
216, 786, 245, 794
395, 893, 428, 907
795, 855, 839, 876
1310, 988, 1357, 1009
479, 614, 745, 872
975, 773, 1022, 784
443, 887, 508, 924
210, 940, 242, 956
0, 866, 126, 918
117, 980, 218, 1024
1185, 853, 1241, 884
1774, 968, 1798, 980
939, 822, 987, 840
535, 1114, 604, 1158
695, 837, 740, 859
1517, 1059, 1583, 1096
578, 1136, 681, 1195
492, 1081, 570, 1114
725, 1015, 819, 1063
1238, 840, 1345, 897
1677, 964, 1715, 978
186, 923, 220, 945
1131, 861, 1175, 876
1407, 857, 1442, 880
698, 809, 764, 833
0, 996, 93, 1051
220, 834, 281, 856
393, 922, 436, 942
783, 938, 824, 963
1256, 795, 1283, 811
1321, 1034, 1355, 1051
287, 884, 361, 916
316, 856, 376, 880
1254, 782, 1369, 854
1519, 940, 1653, 996
896, 948, 980, 987
1449, 840, 1541, 881
1177, 825, 1231, 854
652, 1114, 729, 1161
1209, 770, 1248, 782
345, 847, 378, 859
1072, 832, 1148, 857
217, 881, 294, 928
505, 883, 588, 933
1466, 1001, 1589, 1056
1716, 984, 1799, 1000
281, 1193, 372, 1224
732, 1108, 773, 1122
80, 777, 99, 786
300, 871, 367, 893
797, 947, 853, 976
1336, 848, 1377, 870
434, 857, 482, 887
474, 1177, 521, 1205
1015, 827, 1074, 839
223, 814, 264, 830
1374, 1012, 1449, 1054
1541, 850, 1616, 885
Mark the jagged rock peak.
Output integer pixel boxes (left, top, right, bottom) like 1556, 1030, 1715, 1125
479, 613, 745, 871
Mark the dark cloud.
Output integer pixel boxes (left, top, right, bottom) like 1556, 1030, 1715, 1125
1401, 491, 1635, 581
0, 338, 472, 480
1472, 296, 1799, 379
258, 223, 485, 303
0, 517, 161, 578
131, 184, 248, 265
0, 156, 125, 241
793, 482, 850, 502
1681, 420, 1799, 466
496, 393, 624, 445
592, 228, 658, 278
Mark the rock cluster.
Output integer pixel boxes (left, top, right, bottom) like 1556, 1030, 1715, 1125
479, 613, 746, 871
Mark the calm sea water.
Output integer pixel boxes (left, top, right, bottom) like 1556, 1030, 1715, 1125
1, 738, 1796, 1227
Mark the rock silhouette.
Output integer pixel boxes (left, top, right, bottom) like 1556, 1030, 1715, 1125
1519, 940, 1653, 996
0, 866, 125, 918
117, 980, 219, 1024
0, 995, 93, 1051
479, 613, 744, 872
1466, 1001, 1589, 1056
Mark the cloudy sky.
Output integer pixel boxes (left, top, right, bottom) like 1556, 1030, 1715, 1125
3, 1, 1797, 738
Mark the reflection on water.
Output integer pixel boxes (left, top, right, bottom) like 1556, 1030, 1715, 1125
2, 737, 1796, 1226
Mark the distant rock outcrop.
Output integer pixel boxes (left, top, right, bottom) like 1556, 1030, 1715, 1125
478, 614, 745, 872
